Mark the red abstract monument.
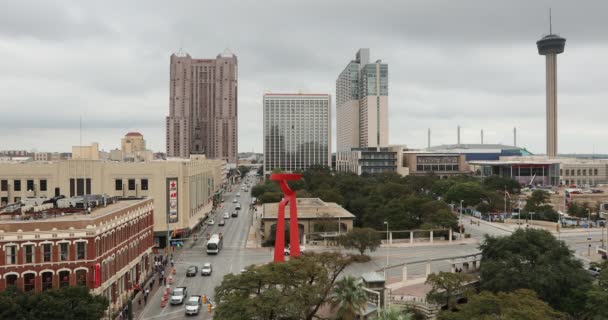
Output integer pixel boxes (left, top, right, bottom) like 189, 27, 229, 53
270, 173, 303, 262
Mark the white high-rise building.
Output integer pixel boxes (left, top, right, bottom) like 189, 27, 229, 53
336, 49, 388, 152
263, 93, 331, 175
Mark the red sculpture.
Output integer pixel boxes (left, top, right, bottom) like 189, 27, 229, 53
270, 173, 303, 262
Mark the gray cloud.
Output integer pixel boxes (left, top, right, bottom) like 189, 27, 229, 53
0, 0, 607, 155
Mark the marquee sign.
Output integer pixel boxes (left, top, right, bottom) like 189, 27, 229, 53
167, 178, 178, 223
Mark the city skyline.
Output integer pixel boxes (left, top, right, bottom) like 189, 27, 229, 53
2, 1, 608, 154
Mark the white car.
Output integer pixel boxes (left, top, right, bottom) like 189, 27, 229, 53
207, 219, 215, 225
284, 245, 306, 256
201, 263, 212, 276
185, 295, 201, 315
171, 287, 188, 305
223, 212, 230, 219
233, 198, 237, 203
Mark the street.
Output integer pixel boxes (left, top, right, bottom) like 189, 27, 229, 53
139, 174, 271, 320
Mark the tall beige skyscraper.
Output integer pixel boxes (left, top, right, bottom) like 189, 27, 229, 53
336, 49, 388, 152
166, 50, 238, 163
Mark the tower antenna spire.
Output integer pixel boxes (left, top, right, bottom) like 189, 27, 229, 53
549, 8, 552, 34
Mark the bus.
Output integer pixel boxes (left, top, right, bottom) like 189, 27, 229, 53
206, 234, 223, 255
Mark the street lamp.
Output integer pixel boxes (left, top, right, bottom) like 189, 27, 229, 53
459, 200, 464, 239
384, 221, 389, 280
586, 208, 592, 256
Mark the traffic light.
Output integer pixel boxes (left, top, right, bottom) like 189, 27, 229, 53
207, 303, 212, 313
202, 295, 206, 304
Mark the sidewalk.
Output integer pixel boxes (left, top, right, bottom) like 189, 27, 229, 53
246, 206, 262, 249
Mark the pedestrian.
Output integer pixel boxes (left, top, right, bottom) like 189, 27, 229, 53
163, 277, 167, 286
144, 294, 148, 305
138, 297, 141, 306
161, 270, 165, 277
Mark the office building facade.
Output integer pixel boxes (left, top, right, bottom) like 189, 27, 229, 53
263, 94, 331, 175
336, 49, 388, 152
166, 50, 238, 164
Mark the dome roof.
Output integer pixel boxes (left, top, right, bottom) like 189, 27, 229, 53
125, 132, 143, 137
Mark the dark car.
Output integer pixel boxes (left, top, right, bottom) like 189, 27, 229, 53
186, 265, 198, 277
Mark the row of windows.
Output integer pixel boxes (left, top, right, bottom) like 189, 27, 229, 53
115, 179, 149, 191
1, 179, 47, 192
96, 212, 153, 258
561, 168, 599, 176
4, 269, 87, 292
4, 241, 86, 265
417, 165, 460, 172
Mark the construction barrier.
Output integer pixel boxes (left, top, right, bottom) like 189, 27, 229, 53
166, 287, 170, 294
161, 297, 167, 308
169, 276, 174, 285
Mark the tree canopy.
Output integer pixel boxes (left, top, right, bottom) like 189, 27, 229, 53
479, 229, 591, 316
438, 289, 567, 320
0, 286, 108, 320
338, 227, 382, 255
214, 252, 353, 320
425, 272, 473, 311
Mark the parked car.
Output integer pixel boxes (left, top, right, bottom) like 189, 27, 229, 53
171, 287, 188, 305
185, 295, 202, 315
207, 219, 215, 225
201, 263, 212, 276
186, 265, 198, 277
586, 266, 602, 277
284, 245, 306, 256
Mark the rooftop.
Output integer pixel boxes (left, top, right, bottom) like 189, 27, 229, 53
262, 198, 355, 220
125, 132, 143, 137
0, 198, 146, 224
427, 144, 525, 151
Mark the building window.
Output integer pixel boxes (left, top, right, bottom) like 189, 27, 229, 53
128, 179, 136, 191
14, 180, 21, 191
1, 180, 7, 191
577, 169, 581, 176
141, 179, 148, 191
115, 179, 122, 191
76, 242, 86, 260
42, 243, 52, 262
595, 169, 599, 176
565, 169, 569, 176
76, 269, 87, 286
59, 271, 70, 288
42, 272, 53, 291
1, 197, 7, 206
583, 169, 587, 176
5, 274, 17, 287
24, 273, 35, 292
5, 245, 17, 264
60, 242, 69, 261
26, 180, 34, 192
24, 244, 34, 264
560, 169, 563, 176
40, 179, 47, 191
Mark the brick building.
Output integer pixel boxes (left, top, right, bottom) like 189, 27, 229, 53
0, 197, 154, 315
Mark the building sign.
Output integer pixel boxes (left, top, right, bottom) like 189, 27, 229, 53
167, 178, 178, 223
417, 156, 459, 164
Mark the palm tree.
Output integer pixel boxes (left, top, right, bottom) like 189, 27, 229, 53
377, 308, 413, 320
331, 276, 368, 320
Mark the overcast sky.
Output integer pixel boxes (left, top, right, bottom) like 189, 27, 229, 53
1, 0, 607, 155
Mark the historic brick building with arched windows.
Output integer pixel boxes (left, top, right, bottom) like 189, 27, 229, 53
0, 197, 154, 315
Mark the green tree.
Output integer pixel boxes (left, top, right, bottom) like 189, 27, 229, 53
445, 182, 487, 207
439, 289, 567, 320
314, 188, 344, 205
425, 272, 473, 311
338, 227, 382, 255
584, 262, 608, 319
479, 229, 591, 316
481, 176, 520, 194
214, 252, 352, 320
377, 307, 413, 320
523, 190, 554, 214
331, 276, 368, 320
259, 192, 282, 204
0, 286, 109, 320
